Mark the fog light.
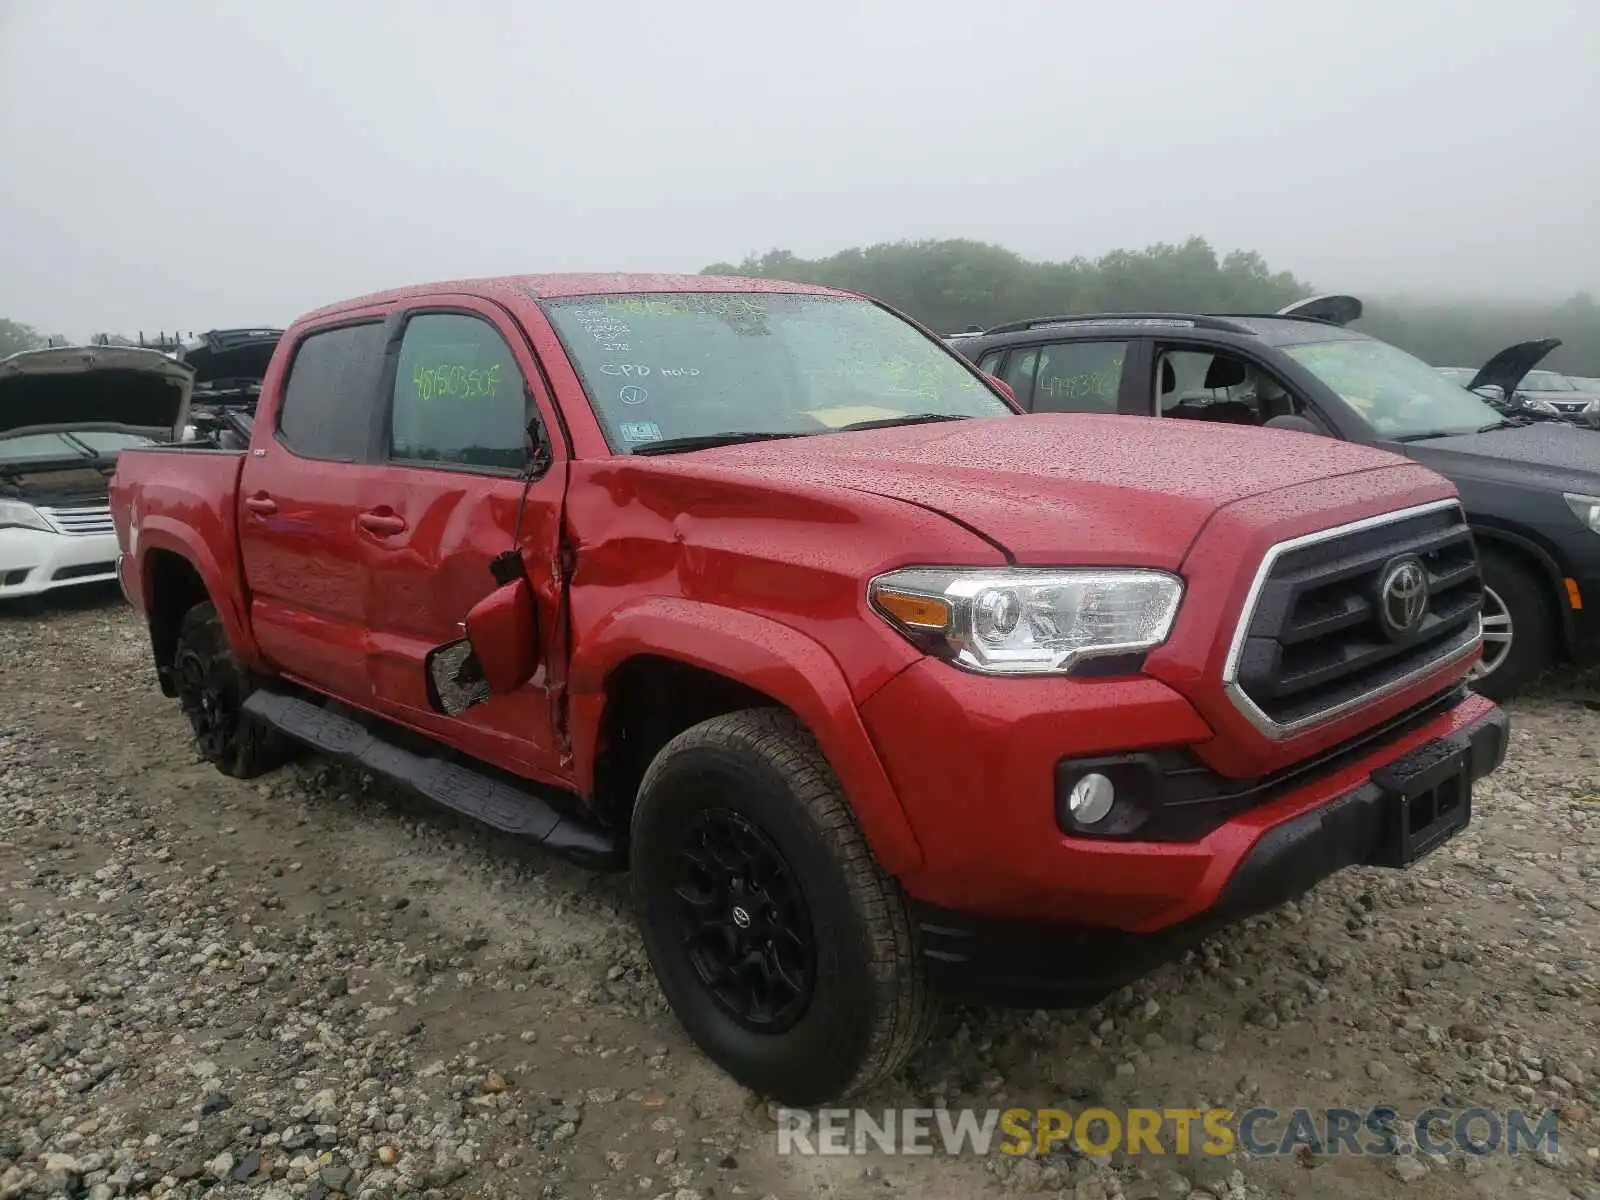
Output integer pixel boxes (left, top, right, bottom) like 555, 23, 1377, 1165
1066, 773, 1116, 824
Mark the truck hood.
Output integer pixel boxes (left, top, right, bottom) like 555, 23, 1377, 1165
1401, 421, 1600, 492
1467, 338, 1561, 395
685, 414, 1412, 566
0, 345, 193, 440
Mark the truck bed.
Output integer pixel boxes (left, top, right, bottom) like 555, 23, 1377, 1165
110, 445, 250, 655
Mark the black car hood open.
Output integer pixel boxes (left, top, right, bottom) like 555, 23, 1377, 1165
0, 345, 193, 440
1467, 337, 1561, 395
1403, 421, 1600, 491
182, 328, 283, 385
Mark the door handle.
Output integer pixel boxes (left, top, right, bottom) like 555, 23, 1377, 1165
358, 509, 408, 536
243, 494, 276, 516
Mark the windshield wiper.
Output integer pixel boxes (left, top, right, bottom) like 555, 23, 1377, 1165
1390, 430, 1455, 443
58, 433, 111, 459
629, 431, 813, 456
835, 413, 972, 432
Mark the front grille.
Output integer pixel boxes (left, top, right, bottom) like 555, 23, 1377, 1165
1224, 500, 1482, 736
40, 504, 114, 536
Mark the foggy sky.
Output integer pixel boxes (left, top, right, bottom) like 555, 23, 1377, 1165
1, 0, 1596, 339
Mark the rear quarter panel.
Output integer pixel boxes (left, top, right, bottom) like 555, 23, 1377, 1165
111, 447, 260, 666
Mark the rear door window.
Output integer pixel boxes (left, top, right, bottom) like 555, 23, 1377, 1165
998, 348, 1040, 407
277, 323, 387, 462
1030, 341, 1127, 413
388, 313, 528, 472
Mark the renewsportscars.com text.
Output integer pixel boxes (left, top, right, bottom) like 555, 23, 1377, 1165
775, 1106, 1559, 1158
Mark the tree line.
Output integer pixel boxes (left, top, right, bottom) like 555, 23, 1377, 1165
703, 238, 1600, 376
7, 239, 1596, 373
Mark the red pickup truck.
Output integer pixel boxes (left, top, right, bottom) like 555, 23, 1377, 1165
110, 274, 1507, 1104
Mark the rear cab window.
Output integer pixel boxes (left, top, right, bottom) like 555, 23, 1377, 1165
276, 323, 387, 461
388, 313, 529, 472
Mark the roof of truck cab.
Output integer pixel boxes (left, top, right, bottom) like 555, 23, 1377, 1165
299, 274, 853, 322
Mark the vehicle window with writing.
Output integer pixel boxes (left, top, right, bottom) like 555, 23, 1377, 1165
540, 293, 1012, 452
1030, 341, 1127, 414
389, 314, 527, 471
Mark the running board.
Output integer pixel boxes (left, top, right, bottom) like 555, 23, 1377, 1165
242, 691, 622, 870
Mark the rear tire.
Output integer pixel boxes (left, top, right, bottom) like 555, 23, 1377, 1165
173, 602, 289, 778
1469, 548, 1555, 701
630, 708, 937, 1104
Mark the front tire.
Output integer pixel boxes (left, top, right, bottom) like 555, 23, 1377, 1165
173, 602, 288, 778
1469, 549, 1555, 701
630, 709, 937, 1104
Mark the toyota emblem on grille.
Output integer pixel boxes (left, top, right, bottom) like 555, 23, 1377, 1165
1377, 555, 1429, 639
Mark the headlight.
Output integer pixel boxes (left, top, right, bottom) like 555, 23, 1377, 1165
1527, 397, 1561, 416
1564, 493, 1600, 534
869, 566, 1183, 675
0, 499, 52, 533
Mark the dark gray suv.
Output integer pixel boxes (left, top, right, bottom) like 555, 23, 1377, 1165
950, 297, 1600, 699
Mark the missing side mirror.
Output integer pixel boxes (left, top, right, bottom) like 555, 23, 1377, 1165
425, 637, 492, 717
424, 573, 540, 717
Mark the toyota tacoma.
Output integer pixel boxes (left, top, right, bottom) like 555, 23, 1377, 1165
110, 274, 1506, 1104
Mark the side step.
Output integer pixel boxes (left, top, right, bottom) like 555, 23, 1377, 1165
243, 691, 623, 870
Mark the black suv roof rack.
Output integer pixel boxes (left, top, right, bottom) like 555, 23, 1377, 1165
1208, 311, 1342, 327
982, 312, 1256, 336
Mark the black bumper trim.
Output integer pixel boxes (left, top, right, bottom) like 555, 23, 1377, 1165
1054, 682, 1468, 842
911, 705, 1509, 1009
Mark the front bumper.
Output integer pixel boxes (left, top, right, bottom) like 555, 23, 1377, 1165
862, 657, 1502, 925
0, 527, 121, 599
1566, 573, 1600, 664
904, 703, 1507, 1007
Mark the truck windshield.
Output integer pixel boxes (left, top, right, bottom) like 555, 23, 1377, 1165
1286, 338, 1502, 441
542, 293, 1013, 453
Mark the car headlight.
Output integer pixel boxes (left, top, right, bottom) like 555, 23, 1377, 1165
0, 499, 52, 533
1564, 493, 1600, 534
869, 566, 1183, 675
1526, 397, 1561, 416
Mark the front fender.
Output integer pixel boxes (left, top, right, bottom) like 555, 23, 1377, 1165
1469, 520, 1576, 653
568, 597, 924, 875
134, 516, 264, 669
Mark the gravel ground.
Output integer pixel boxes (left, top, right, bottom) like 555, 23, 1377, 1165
2, 587, 1599, 1200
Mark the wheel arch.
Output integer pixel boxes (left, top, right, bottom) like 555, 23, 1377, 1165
134, 521, 257, 695
1469, 522, 1574, 654
568, 598, 924, 875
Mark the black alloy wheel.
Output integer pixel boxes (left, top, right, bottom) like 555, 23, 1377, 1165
175, 640, 239, 761
672, 808, 816, 1033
